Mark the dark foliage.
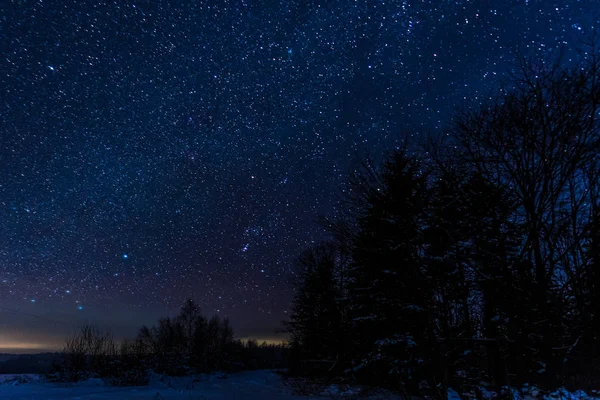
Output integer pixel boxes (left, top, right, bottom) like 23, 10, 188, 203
51, 324, 118, 383
286, 43, 600, 397
348, 151, 439, 394
52, 300, 288, 386
50, 324, 148, 386
285, 242, 348, 376
134, 299, 238, 376
234, 339, 289, 371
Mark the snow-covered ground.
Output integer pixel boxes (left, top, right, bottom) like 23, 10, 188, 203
4, 372, 600, 400
0, 370, 397, 399
449, 385, 600, 400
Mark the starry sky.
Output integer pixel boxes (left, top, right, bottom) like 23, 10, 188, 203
0, 0, 598, 352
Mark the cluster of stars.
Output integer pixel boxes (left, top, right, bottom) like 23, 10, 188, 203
0, 0, 596, 343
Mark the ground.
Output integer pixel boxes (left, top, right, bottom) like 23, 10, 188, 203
0, 370, 397, 399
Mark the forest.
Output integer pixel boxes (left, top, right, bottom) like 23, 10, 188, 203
50, 301, 287, 386
286, 46, 600, 397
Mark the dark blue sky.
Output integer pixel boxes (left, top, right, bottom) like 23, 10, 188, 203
0, 0, 597, 351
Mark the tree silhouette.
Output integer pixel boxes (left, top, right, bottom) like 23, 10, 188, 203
287, 242, 345, 371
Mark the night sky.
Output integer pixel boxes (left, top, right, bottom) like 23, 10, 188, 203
0, 0, 597, 352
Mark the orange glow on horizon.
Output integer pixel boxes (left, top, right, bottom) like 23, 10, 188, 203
0, 335, 63, 353
0, 343, 59, 354
239, 337, 288, 345
0, 335, 287, 353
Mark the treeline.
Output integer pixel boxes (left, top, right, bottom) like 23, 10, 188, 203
286, 46, 600, 396
52, 300, 287, 386
0, 353, 57, 374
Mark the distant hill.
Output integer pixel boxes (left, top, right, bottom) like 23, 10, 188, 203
0, 353, 59, 374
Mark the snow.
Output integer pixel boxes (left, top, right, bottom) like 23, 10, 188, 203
0, 370, 396, 399
448, 388, 462, 400
542, 388, 597, 400
4, 371, 597, 400
0, 374, 39, 383
448, 385, 600, 400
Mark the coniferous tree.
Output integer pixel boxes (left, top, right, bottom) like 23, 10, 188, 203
348, 151, 437, 392
425, 166, 524, 387
287, 242, 345, 372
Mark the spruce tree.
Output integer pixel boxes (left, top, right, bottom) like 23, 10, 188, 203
348, 151, 435, 391
287, 243, 343, 368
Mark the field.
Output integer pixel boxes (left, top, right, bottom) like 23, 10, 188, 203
0, 370, 396, 399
